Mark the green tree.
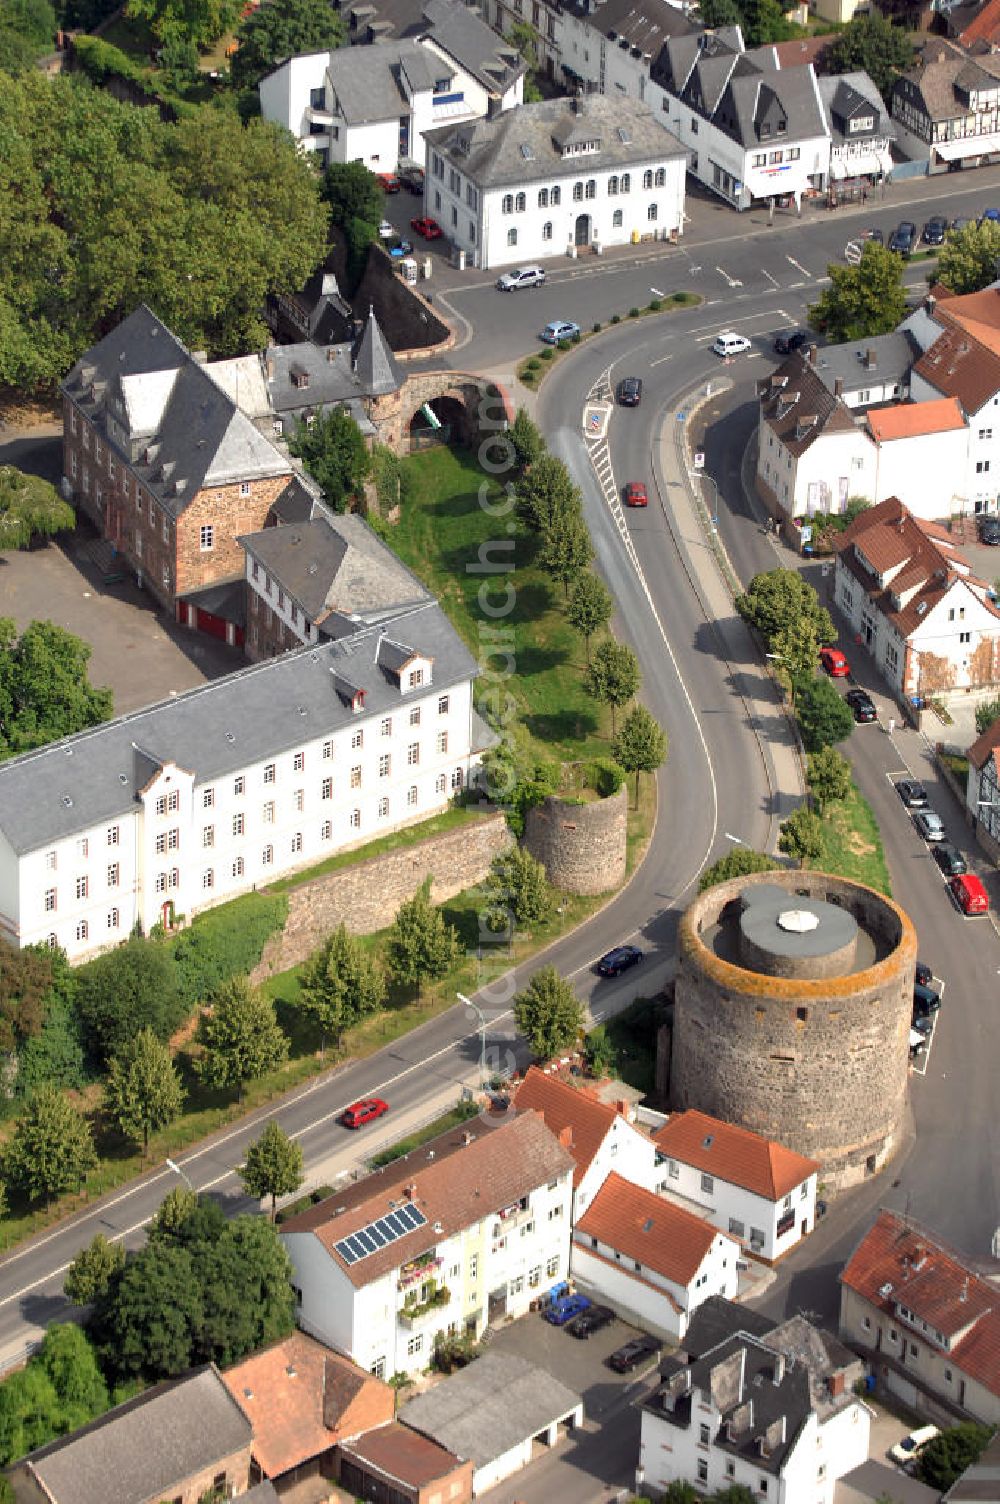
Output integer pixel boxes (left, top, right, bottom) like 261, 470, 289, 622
104, 1028, 184, 1151
64, 1233, 125, 1307
938, 220, 1000, 295
567, 571, 614, 663
916, 1424, 995, 1490
0, 1365, 62, 1467
34, 1323, 108, 1433
196, 975, 288, 1102
514, 453, 581, 533
697, 0, 740, 23
613, 703, 668, 807
321, 159, 384, 230
157, 29, 199, 88
699, 848, 778, 891
821, 11, 914, 103
386, 880, 461, 1001
778, 806, 824, 867
513, 966, 584, 1059
240, 1121, 304, 1220
0, 618, 112, 760
288, 405, 371, 513
0, 468, 74, 551
91, 1239, 202, 1381
976, 694, 1000, 734
806, 745, 853, 812
298, 923, 386, 1052
769, 616, 822, 704
583, 1023, 616, 1076
231, 0, 345, 90
508, 19, 543, 99
711, 1488, 757, 1504
483, 845, 550, 933
537, 510, 594, 597
736, 569, 834, 649
153, 1184, 199, 1236
809, 242, 907, 343
0, 938, 56, 1054
74, 937, 185, 1064
741, 0, 800, 46
586, 636, 641, 736
126, 0, 241, 47
5, 1085, 96, 1207
509, 407, 544, 471
797, 675, 855, 752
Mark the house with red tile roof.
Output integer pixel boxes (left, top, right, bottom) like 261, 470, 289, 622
338, 1422, 473, 1504
222, 1332, 394, 1488
832, 496, 1000, 699
651, 1111, 820, 1263
966, 713, 1000, 857
572, 1173, 739, 1341
513, 1066, 657, 1218
280, 1108, 575, 1378
840, 1209, 1000, 1426
909, 299, 1000, 517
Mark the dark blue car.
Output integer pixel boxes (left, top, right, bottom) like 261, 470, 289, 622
543, 1293, 592, 1326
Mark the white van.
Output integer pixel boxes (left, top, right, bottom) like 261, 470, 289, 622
496, 265, 546, 291
713, 330, 752, 357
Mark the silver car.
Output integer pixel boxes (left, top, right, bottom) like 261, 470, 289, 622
914, 809, 945, 842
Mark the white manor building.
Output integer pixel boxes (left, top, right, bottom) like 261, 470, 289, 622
0, 602, 489, 962
281, 1109, 575, 1378
422, 92, 686, 269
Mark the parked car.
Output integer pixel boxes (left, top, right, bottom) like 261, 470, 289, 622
889, 1424, 940, 1468
915, 961, 933, 987
543, 1293, 592, 1326
888, 221, 917, 256
540, 320, 581, 345
618, 376, 643, 406
914, 809, 946, 841
341, 1098, 389, 1129
922, 215, 948, 245
820, 646, 850, 677
567, 1304, 615, 1339
950, 871, 990, 914
845, 688, 877, 723
389, 239, 414, 258
624, 482, 648, 508
913, 982, 942, 1018
864, 227, 884, 244
608, 1334, 661, 1372
909, 1028, 928, 1059
399, 166, 424, 194
597, 944, 644, 976
774, 328, 807, 355
911, 1013, 934, 1037
896, 779, 928, 808
713, 330, 752, 357
978, 516, 1000, 545
495, 264, 546, 291
410, 216, 443, 239
932, 840, 967, 876
376, 172, 401, 194
378, 219, 396, 240
982, 207, 1000, 224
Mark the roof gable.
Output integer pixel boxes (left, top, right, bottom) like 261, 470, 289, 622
652, 1110, 819, 1200
513, 1066, 618, 1186
576, 1171, 722, 1286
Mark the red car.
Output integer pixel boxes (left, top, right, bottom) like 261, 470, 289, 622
376, 173, 401, 194
950, 873, 989, 915
820, 647, 850, 677
341, 1098, 389, 1129
411, 217, 443, 240
624, 482, 648, 508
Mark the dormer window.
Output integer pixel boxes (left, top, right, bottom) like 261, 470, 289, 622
409, 668, 424, 689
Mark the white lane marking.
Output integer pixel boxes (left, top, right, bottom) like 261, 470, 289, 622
650, 286, 666, 298
762, 268, 779, 288
715, 266, 744, 288
785, 255, 810, 277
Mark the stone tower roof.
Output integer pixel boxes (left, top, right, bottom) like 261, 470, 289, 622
353, 307, 403, 396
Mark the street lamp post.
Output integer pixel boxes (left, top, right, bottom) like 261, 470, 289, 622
165, 1157, 194, 1193
457, 992, 487, 1091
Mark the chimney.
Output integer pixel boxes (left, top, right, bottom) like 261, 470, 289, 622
834, 376, 844, 398
326, 346, 337, 363
572, 89, 582, 113
265, 354, 275, 381
828, 1370, 846, 1398
865, 348, 877, 369
925, 293, 936, 315
405, 1182, 416, 1199
487, 94, 501, 119
807, 343, 818, 366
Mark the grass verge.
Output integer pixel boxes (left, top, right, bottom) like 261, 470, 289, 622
604, 995, 662, 1097
518, 291, 701, 390
266, 806, 477, 893
808, 783, 891, 895
368, 1099, 480, 1168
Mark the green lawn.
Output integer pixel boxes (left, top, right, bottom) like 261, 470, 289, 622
809, 784, 892, 895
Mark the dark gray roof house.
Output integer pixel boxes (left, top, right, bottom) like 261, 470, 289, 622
9, 1365, 253, 1504
264, 308, 402, 427
338, 0, 526, 98
808, 331, 918, 408
325, 39, 439, 127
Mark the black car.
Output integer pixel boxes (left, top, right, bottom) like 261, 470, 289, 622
399, 166, 425, 194
845, 688, 877, 723
597, 944, 643, 977
922, 215, 948, 246
618, 377, 643, 407
774, 328, 807, 355
932, 841, 967, 877
978, 517, 1000, 545
608, 1334, 661, 1372
896, 779, 929, 808
567, 1304, 615, 1339
915, 961, 933, 988
889, 221, 917, 256
914, 981, 942, 1018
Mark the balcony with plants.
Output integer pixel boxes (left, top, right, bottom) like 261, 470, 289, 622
398, 1252, 443, 1291
398, 1277, 452, 1328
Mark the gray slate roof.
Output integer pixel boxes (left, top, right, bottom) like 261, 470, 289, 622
810, 330, 918, 400
354, 305, 404, 395
265, 309, 401, 417
680, 1295, 776, 1359
15, 1366, 252, 1504
424, 93, 685, 191
400, 1354, 581, 1468
565, 0, 696, 52
816, 70, 894, 144
327, 40, 438, 126
237, 511, 429, 625
342, 0, 526, 95
0, 601, 477, 856
62, 306, 291, 520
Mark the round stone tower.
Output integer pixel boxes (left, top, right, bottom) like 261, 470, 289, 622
670, 871, 917, 1190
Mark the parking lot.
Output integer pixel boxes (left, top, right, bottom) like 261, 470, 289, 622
835, 1402, 940, 1504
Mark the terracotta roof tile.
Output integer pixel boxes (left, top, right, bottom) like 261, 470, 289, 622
936, 288, 1000, 358
575, 1172, 723, 1285
956, 0, 1000, 46
841, 1211, 1000, 1396
914, 324, 1000, 412
281, 1109, 575, 1287
968, 714, 1000, 769
513, 1067, 617, 1187
652, 1110, 819, 1201
771, 34, 834, 67
223, 1334, 394, 1478
340, 1423, 468, 1491
866, 396, 966, 441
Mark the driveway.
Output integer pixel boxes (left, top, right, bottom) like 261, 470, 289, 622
485, 1308, 662, 1423
835, 1404, 940, 1504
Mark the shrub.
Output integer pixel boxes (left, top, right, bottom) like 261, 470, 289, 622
591, 757, 625, 797
671, 291, 687, 303
557, 339, 571, 350
571, 330, 581, 343
526, 357, 541, 371
540, 347, 554, 360
275, 1185, 336, 1225
629, 306, 641, 318
611, 313, 621, 324
649, 298, 662, 311
592, 321, 602, 333
74, 939, 185, 1064
170, 892, 287, 1008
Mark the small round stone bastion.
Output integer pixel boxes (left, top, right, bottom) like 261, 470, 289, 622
670, 871, 917, 1190
523, 787, 627, 895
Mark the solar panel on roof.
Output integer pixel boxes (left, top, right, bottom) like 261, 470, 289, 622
333, 1204, 428, 1266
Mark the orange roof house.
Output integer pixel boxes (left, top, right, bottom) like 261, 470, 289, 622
653, 1111, 820, 1202
866, 396, 965, 443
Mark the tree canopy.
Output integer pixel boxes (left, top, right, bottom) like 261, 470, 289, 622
514, 966, 584, 1059
797, 676, 855, 752
937, 220, 1000, 295
699, 848, 777, 891
0, 467, 75, 551
240, 1121, 304, 1219
482, 845, 550, 933
103, 1028, 184, 1150
778, 806, 824, 866
64, 1234, 126, 1307
74, 937, 185, 1064
5, 1085, 96, 1206
0, 618, 112, 760
196, 975, 288, 1101
586, 637, 641, 735
386, 880, 461, 1000
567, 571, 614, 662
298, 923, 386, 1051
613, 703, 667, 805
917, 1424, 995, 1490
126, 0, 241, 46
821, 12, 915, 103
231, 0, 345, 90
288, 406, 371, 513
0, 73, 329, 392
0, 1324, 108, 1468
809, 241, 907, 344
735, 569, 834, 649
806, 745, 852, 812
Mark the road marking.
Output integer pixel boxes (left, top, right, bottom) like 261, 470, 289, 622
650, 352, 674, 367
785, 255, 810, 277
650, 286, 665, 298
715, 266, 743, 288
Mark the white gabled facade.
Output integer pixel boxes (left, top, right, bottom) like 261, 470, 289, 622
574, 1112, 659, 1217
654, 1154, 817, 1264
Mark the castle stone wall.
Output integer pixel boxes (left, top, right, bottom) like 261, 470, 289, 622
524, 788, 627, 896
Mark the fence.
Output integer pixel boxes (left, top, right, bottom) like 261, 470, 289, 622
0, 1337, 42, 1378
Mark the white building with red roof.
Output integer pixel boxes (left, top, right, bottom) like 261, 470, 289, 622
832, 496, 1000, 700
572, 1173, 739, 1342
966, 714, 1000, 857
840, 1209, 1000, 1426
652, 1110, 820, 1264
513, 1065, 658, 1219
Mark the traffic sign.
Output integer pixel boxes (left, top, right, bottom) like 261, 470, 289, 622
693, 451, 705, 470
